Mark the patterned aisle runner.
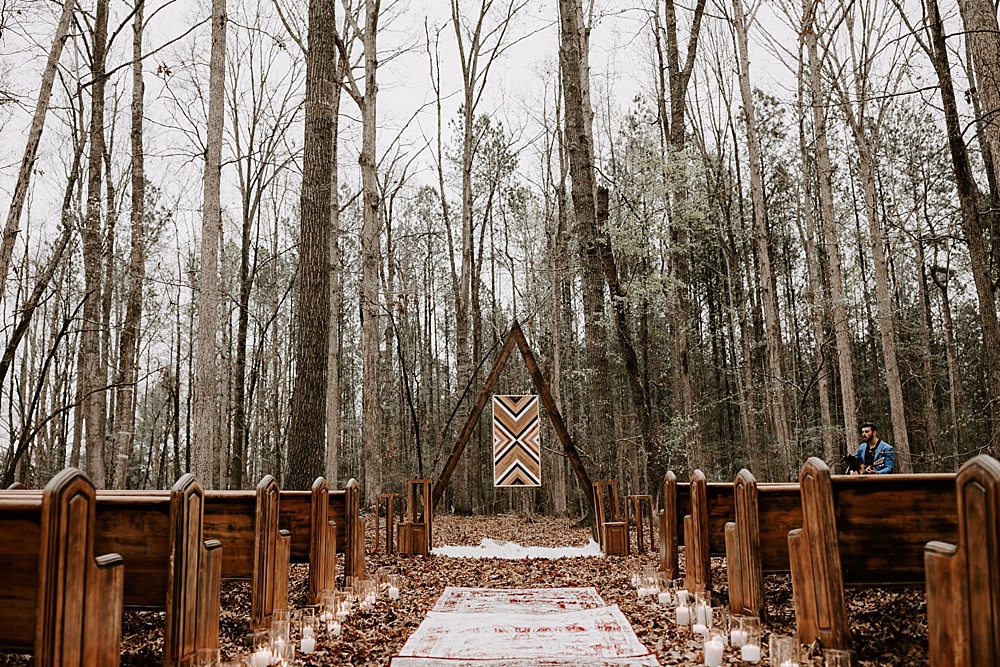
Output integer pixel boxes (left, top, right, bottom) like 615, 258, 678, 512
391, 587, 661, 667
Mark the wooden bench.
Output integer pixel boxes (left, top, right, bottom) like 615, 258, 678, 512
278, 477, 365, 602
925, 454, 1000, 667
91, 474, 222, 666
0, 468, 124, 666
788, 458, 959, 652
659, 470, 735, 589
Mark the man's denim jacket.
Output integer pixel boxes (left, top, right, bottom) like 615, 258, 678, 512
854, 440, 895, 474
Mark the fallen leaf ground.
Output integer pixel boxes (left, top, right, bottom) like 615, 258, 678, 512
1, 514, 928, 666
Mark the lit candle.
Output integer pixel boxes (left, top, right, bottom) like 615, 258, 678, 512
328, 620, 341, 637
300, 636, 315, 654
389, 586, 400, 600
692, 622, 708, 639
741, 644, 761, 663
658, 591, 671, 605
677, 590, 689, 606
730, 628, 747, 647
676, 605, 691, 625
253, 649, 271, 667
696, 604, 707, 626
302, 626, 313, 638
703, 638, 724, 667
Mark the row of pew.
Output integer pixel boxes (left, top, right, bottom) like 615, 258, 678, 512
652, 454, 999, 666
0, 469, 365, 666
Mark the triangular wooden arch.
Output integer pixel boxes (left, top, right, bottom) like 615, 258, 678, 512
431, 320, 595, 513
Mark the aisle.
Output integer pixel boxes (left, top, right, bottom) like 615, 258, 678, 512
390, 587, 662, 666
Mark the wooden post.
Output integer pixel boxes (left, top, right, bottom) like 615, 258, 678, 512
732, 469, 764, 619
788, 457, 852, 652
660, 471, 679, 579
684, 470, 711, 592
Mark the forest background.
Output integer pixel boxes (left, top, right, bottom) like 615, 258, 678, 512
2, 0, 1000, 516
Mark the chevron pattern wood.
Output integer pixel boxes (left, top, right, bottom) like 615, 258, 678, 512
493, 395, 541, 487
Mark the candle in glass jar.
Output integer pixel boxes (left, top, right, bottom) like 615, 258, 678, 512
741, 644, 761, 663
692, 623, 708, 639
300, 636, 315, 654
658, 590, 671, 605
676, 605, 690, 625
730, 628, 747, 646
703, 638, 724, 667
253, 649, 271, 667
389, 586, 400, 600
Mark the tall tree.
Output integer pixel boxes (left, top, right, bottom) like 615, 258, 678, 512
287, 0, 336, 489
953, 0, 1000, 455
111, 0, 148, 489
79, 0, 111, 487
557, 0, 617, 486
802, 0, 858, 454
651, 0, 708, 471
193, 0, 228, 486
731, 0, 793, 474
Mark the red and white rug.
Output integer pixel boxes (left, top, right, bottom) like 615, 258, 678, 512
392, 587, 660, 667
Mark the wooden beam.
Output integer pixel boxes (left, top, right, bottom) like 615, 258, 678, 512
432, 326, 518, 510
511, 320, 594, 513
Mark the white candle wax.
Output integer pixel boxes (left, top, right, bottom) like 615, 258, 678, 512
705, 606, 714, 628
676, 605, 691, 625
696, 604, 707, 626
658, 591, 671, 605
253, 649, 271, 667
730, 628, 747, 647
692, 623, 708, 639
389, 586, 400, 600
677, 590, 689, 605
327, 620, 342, 637
741, 644, 761, 663
300, 636, 315, 654
303, 626, 313, 638
779, 662, 799, 667
704, 639, 724, 667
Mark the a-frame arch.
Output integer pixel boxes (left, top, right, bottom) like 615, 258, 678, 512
431, 319, 595, 513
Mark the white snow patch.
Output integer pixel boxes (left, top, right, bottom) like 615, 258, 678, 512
431, 538, 603, 559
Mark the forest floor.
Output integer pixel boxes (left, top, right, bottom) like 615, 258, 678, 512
2, 514, 928, 666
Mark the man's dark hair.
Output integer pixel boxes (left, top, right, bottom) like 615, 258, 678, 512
860, 421, 877, 432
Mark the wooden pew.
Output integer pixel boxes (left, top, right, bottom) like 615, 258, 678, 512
278, 477, 365, 603
787, 458, 959, 652
0, 468, 124, 666
725, 470, 801, 619
201, 475, 291, 631
92, 474, 222, 666
925, 455, 1000, 667
658, 470, 735, 588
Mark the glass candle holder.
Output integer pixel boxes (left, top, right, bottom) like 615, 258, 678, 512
386, 573, 401, 600
251, 630, 272, 667
739, 616, 762, 663
703, 630, 726, 667
822, 648, 853, 667
694, 590, 713, 627
769, 635, 800, 667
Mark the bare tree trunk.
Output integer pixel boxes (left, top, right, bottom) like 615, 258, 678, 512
79, 0, 111, 487
937, 0, 1000, 456
796, 78, 835, 464
193, 0, 227, 486
0, 0, 78, 292
804, 0, 856, 453
287, 0, 335, 490
557, 0, 617, 483
111, 0, 147, 489
326, 52, 347, 489
359, 0, 382, 505
732, 0, 792, 475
